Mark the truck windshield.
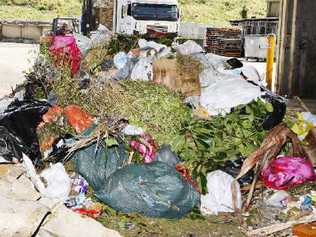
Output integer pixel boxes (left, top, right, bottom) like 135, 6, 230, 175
131, 4, 178, 21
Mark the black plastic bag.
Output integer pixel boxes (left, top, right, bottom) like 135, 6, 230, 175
262, 94, 287, 130
0, 126, 24, 163
0, 100, 50, 165
220, 156, 254, 185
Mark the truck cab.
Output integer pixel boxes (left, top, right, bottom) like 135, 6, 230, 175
116, 0, 180, 35
82, 0, 180, 36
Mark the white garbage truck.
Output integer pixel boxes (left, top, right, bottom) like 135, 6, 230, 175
82, 0, 180, 36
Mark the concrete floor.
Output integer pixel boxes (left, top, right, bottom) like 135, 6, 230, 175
0, 42, 39, 97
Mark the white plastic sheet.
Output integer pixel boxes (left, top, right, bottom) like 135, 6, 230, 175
200, 170, 242, 215
200, 77, 263, 116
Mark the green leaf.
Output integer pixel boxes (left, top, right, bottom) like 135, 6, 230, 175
105, 138, 119, 147
265, 102, 274, 112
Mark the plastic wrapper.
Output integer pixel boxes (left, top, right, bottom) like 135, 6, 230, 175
261, 156, 316, 190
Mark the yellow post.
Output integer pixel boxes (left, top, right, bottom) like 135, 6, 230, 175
266, 34, 276, 90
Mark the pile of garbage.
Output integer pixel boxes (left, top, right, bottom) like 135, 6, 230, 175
1, 25, 315, 236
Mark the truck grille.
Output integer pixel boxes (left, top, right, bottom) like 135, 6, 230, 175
147, 25, 168, 33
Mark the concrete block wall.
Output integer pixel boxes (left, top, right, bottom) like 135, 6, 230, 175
0, 20, 52, 43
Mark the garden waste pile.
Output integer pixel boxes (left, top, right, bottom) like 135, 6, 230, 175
0, 26, 315, 237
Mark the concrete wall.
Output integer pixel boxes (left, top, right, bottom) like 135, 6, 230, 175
0, 20, 52, 43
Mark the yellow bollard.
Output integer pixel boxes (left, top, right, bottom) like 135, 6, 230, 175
266, 34, 276, 90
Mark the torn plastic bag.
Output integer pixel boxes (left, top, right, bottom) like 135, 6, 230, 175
96, 161, 200, 218
261, 156, 316, 190
114, 58, 137, 80
74, 33, 91, 57
73, 142, 128, 191
138, 39, 167, 53
0, 100, 50, 165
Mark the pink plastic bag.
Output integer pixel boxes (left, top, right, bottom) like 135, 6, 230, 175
261, 156, 316, 190
130, 134, 158, 164
49, 35, 82, 75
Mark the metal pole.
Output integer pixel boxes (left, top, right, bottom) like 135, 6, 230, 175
266, 34, 276, 90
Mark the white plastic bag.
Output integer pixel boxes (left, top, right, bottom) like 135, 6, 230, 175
122, 125, 144, 136
131, 58, 153, 81
199, 74, 263, 116
23, 155, 71, 201
90, 24, 112, 49
138, 39, 166, 52
74, 33, 91, 57
113, 52, 128, 69
200, 170, 242, 215
175, 40, 204, 55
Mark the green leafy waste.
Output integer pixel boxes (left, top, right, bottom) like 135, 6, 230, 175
172, 99, 272, 193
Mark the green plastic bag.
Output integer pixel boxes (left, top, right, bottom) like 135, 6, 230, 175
72, 142, 200, 218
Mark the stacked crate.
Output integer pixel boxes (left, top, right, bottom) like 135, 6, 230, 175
206, 28, 242, 57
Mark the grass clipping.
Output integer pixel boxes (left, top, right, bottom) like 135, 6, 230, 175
52, 75, 191, 145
